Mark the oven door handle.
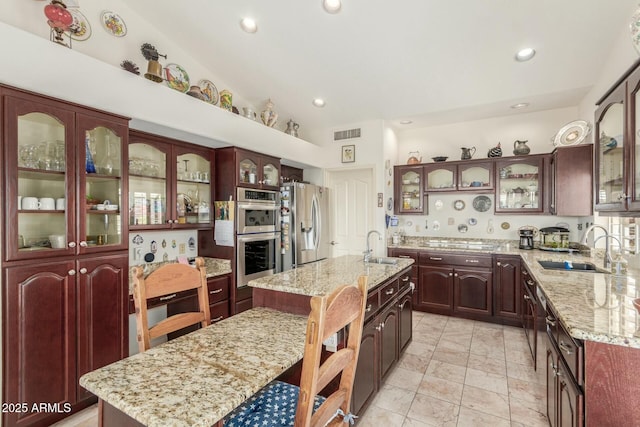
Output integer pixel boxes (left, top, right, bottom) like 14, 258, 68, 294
238, 203, 279, 211
237, 233, 279, 243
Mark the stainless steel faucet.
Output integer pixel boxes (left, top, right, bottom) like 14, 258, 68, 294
364, 230, 382, 262
581, 224, 617, 270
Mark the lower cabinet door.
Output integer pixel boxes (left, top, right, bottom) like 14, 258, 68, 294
76, 254, 128, 401
454, 267, 493, 317
398, 290, 413, 354
3, 261, 77, 427
351, 319, 378, 415
557, 361, 584, 427
380, 303, 399, 380
418, 266, 454, 314
546, 335, 559, 427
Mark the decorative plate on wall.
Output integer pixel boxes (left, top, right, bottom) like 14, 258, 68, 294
101, 11, 127, 37
165, 63, 190, 93
68, 9, 91, 41
631, 5, 640, 54
552, 120, 591, 147
453, 200, 465, 211
472, 195, 492, 212
198, 79, 219, 105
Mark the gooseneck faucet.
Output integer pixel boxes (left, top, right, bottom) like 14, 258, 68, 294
581, 224, 617, 270
364, 230, 382, 262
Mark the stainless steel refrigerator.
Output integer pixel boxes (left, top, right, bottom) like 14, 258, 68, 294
280, 182, 330, 270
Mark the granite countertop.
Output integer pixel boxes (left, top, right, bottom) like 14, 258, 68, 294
390, 237, 640, 349
248, 255, 415, 297
128, 257, 232, 295
80, 307, 307, 427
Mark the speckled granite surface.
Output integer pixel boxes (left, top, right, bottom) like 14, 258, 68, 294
248, 255, 414, 297
390, 237, 640, 348
80, 307, 307, 427
128, 257, 231, 294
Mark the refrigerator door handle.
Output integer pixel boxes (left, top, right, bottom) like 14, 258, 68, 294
312, 194, 320, 249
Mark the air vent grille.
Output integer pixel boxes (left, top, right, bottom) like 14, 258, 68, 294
333, 128, 361, 141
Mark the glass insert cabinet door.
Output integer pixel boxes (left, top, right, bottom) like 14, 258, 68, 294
176, 149, 211, 225
11, 106, 74, 260
398, 167, 424, 212
129, 142, 168, 227
239, 158, 258, 184
262, 161, 279, 186
425, 165, 455, 192
596, 99, 625, 210
495, 157, 543, 213
79, 117, 127, 251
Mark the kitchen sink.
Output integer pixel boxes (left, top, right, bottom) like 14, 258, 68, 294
367, 257, 398, 265
537, 260, 609, 274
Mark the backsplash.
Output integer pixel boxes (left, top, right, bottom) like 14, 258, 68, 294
129, 230, 198, 266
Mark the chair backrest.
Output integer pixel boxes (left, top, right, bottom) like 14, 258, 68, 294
132, 257, 210, 352
295, 275, 368, 427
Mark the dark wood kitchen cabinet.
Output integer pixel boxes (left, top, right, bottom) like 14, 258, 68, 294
454, 267, 493, 318
397, 286, 413, 354
494, 255, 521, 324
424, 160, 494, 193
394, 164, 426, 214
215, 147, 280, 200
521, 265, 540, 370
3, 254, 128, 427
548, 145, 593, 216
280, 164, 303, 184
128, 130, 214, 230
418, 264, 454, 314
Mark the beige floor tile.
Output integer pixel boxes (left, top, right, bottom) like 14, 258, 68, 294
457, 406, 511, 427
399, 352, 432, 373
507, 377, 546, 405
467, 352, 507, 376
505, 346, 535, 366
431, 348, 469, 367
509, 397, 549, 427
402, 417, 432, 427
357, 403, 408, 427
460, 384, 511, 420
417, 375, 464, 404
464, 367, 509, 395
470, 336, 506, 358
413, 329, 443, 347
405, 340, 437, 357
406, 393, 459, 427
386, 366, 424, 392
436, 337, 471, 353
506, 360, 545, 385
372, 383, 416, 416
425, 359, 467, 384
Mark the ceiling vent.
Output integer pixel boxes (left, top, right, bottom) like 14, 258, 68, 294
333, 128, 361, 142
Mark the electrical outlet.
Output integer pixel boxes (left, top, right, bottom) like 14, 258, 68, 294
179, 243, 186, 254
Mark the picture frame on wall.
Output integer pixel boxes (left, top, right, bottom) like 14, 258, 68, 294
341, 145, 355, 163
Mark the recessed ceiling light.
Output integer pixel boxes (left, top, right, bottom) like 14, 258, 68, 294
240, 17, 258, 33
322, 0, 342, 14
400, 120, 412, 125
312, 98, 325, 107
510, 102, 530, 109
515, 48, 535, 62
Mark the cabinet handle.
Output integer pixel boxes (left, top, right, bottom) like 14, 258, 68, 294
545, 316, 556, 327
68, 242, 76, 248
429, 256, 443, 261
375, 324, 382, 331
210, 315, 224, 323
401, 276, 409, 282
381, 322, 385, 329
79, 241, 88, 247
551, 361, 559, 377
366, 304, 372, 312
527, 280, 535, 286
209, 288, 223, 294
398, 302, 406, 310
496, 261, 501, 266
559, 341, 573, 355
398, 255, 411, 258
79, 268, 87, 274
523, 270, 528, 276
385, 288, 394, 295
160, 293, 177, 301
523, 294, 530, 301
68, 269, 76, 276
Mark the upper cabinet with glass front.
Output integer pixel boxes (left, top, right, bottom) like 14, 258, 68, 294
2, 87, 129, 261
394, 165, 425, 214
495, 156, 544, 213
215, 147, 281, 203
594, 59, 640, 213
128, 130, 213, 230
424, 160, 493, 193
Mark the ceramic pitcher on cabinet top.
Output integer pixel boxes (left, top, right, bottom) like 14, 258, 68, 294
513, 140, 531, 155
460, 147, 476, 160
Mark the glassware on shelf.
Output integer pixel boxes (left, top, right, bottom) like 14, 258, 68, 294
103, 135, 115, 175
85, 133, 97, 173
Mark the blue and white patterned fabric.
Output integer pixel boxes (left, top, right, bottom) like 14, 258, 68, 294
224, 380, 326, 427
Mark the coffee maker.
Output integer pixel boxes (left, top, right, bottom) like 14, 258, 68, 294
519, 229, 535, 250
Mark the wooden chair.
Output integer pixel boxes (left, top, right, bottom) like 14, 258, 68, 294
132, 257, 210, 352
224, 275, 368, 427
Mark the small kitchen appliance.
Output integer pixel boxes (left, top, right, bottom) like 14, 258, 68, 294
519, 228, 535, 250
539, 226, 570, 250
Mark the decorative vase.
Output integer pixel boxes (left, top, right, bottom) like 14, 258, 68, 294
85, 134, 96, 173
284, 119, 299, 137
260, 99, 278, 127
487, 142, 502, 158
513, 140, 531, 155
186, 85, 206, 101
220, 89, 233, 111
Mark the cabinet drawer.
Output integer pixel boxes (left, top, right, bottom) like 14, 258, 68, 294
380, 279, 399, 306
557, 321, 583, 385
209, 301, 230, 324
207, 276, 230, 304
419, 252, 491, 268
365, 291, 379, 321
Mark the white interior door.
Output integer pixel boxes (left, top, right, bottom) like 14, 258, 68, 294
326, 167, 375, 258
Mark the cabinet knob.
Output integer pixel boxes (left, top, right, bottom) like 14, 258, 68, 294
381, 322, 385, 329
449, 272, 453, 276
523, 294, 530, 301
545, 316, 556, 327
79, 241, 88, 247
398, 302, 406, 310
68, 242, 76, 248
496, 261, 501, 266
68, 269, 76, 276
454, 273, 458, 277
79, 268, 88, 274
375, 325, 382, 331
366, 304, 372, 312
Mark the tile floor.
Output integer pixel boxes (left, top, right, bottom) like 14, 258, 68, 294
53, 311, 549, 427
